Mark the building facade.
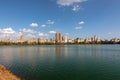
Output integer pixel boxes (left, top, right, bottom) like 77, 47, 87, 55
55, 32, 62, 43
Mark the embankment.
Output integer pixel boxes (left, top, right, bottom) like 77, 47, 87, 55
0, 64, 20, 80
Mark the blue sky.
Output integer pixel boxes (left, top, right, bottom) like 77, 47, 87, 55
0, 0, 120, 39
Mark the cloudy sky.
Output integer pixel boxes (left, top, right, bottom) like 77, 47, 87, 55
0, 0, 120, 39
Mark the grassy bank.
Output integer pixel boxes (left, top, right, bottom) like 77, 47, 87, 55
0, 65, 20, 80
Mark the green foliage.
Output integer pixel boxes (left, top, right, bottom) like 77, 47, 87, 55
0, 41, 120, 46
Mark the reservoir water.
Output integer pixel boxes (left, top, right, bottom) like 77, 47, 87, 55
0, 45, 120, 80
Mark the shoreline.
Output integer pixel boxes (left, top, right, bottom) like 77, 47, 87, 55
0, 43, 120, 46
0, 64, 20, 80
0, 42, 120, 46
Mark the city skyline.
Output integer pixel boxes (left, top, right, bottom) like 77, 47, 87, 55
0, 0, 120, 40
0, 32, 120, 44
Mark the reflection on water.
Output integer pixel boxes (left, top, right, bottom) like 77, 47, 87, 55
0, 45, 120, 80
55, 46, 62, 59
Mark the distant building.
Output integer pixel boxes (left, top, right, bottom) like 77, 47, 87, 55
15, 34, 26, 43
55, 32, 62, 43
49, 38, 55, 43
20, 34, 26, 42
111, 38, 120, 43
27, 38, 38, 44
38, 38, 45, 43
63, 36, 69, 43
75, 38, 85, 43
4, 39, 13, 43
93, 35, 97, 42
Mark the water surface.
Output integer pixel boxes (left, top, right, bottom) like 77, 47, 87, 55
0, 45, 120, 80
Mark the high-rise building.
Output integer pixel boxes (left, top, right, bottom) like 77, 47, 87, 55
55, 32, 62, 43
93, 35, 97, 42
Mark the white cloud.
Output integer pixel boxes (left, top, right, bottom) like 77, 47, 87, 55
26, 34, 36, 38
75, 26, 83, 29
72, 5, 80, 11
41, 20, 55, 28
108, 32, 112, 35
12, 32, 23, 39
0, 28, 24, 40
57, 0, 87, 6
40, 20, 55, 28
49, 31, 56, 34
38, 32, 48, 37
41, 24, 46, 27
65, 33, 69, 35
38, 32, 44, 36
0, 34, 7, 39
30, 23, 38, 27
20, 28, 36, 33
79, 21, 85, 25
47, 20, 55, 25
0, 27, 15, 34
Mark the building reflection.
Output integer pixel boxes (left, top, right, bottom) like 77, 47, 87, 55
55, 45, 62, 59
